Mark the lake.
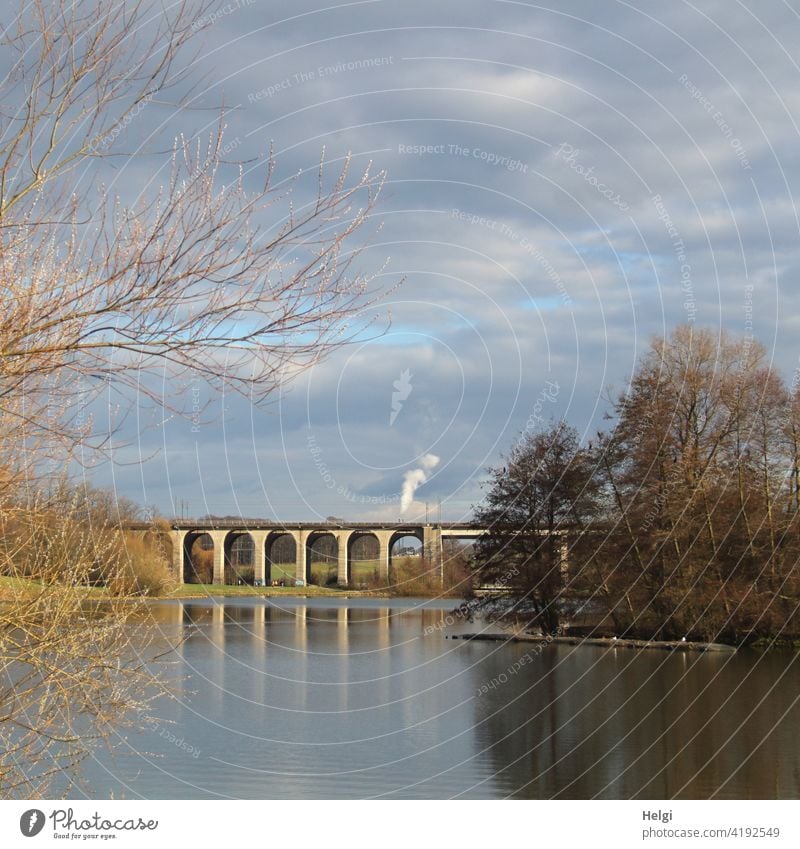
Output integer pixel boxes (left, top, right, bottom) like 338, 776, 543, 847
74, 597, 800, 799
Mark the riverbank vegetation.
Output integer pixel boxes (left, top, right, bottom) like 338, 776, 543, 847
0, 483, 173, 596
472, 325, 800, 646
0, 485, 170, 795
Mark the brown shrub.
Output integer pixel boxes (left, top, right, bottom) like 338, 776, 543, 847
107, 532, 174, 596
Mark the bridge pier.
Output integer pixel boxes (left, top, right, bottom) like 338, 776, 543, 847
374, 530, 392, 585
250, 530, 268, 585
423, 524, 443, 584
294, 529, 307, 585
170, 529, 187, 582
209, 529, 228, 585
336, 530, 352, 586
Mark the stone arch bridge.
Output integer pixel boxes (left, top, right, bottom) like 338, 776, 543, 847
128, 521, 487, 586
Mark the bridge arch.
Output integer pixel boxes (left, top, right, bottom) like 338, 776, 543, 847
266, 532, 297, 585
224, 532, 255, 585
348, 532, 380, 588
305, 531, 338, 586
389, 530, 423, 559
388, 531, 427, 590
183, 532, 215, 584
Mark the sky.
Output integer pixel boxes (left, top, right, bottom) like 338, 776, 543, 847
87, 0, 800, 523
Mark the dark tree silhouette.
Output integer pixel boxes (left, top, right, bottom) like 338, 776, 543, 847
472, 420, 597, 633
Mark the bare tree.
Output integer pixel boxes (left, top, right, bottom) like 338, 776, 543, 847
589, 326, 800, 642
0, 0, 390, 797
0, 0, 387, 482
476, 327, 800, 644
472, 421, 597, 634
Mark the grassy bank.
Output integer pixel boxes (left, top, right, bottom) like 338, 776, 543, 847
166, 583, 391, 599
0, 575, 109, 601
0, 576, 393, 601
1, 575, 468, 602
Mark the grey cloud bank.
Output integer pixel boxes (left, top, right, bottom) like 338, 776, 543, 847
90, 0, 800, 521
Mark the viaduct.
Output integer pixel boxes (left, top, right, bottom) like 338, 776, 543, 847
128, 520, 487, 586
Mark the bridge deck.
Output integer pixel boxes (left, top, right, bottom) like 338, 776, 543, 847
126, 520, 489, 533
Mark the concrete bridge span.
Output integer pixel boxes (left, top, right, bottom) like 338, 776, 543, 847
130, 521, 487, 587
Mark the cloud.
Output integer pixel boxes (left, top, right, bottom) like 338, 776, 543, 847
77, 1, 800, 522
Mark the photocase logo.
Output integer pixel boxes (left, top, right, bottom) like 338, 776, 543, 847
390, 368, 413, 426
20, 810, 45, 837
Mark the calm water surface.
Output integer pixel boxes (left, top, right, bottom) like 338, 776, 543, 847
75, 597, 800, 799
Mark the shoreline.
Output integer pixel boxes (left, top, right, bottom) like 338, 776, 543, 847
448, 631, 737, 652
159, 584, 468, 601
164, 585, 392, 600
5, 578, 796, 649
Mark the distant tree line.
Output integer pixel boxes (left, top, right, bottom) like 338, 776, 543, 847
472, 326, 800, 644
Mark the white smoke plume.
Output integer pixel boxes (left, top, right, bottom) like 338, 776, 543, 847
400, 453, 440, 514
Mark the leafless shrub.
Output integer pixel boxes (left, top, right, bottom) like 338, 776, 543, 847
0, 494, 165, 798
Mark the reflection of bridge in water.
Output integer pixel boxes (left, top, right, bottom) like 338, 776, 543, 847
129, 521, 487, 586
148, 601, 456, 656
